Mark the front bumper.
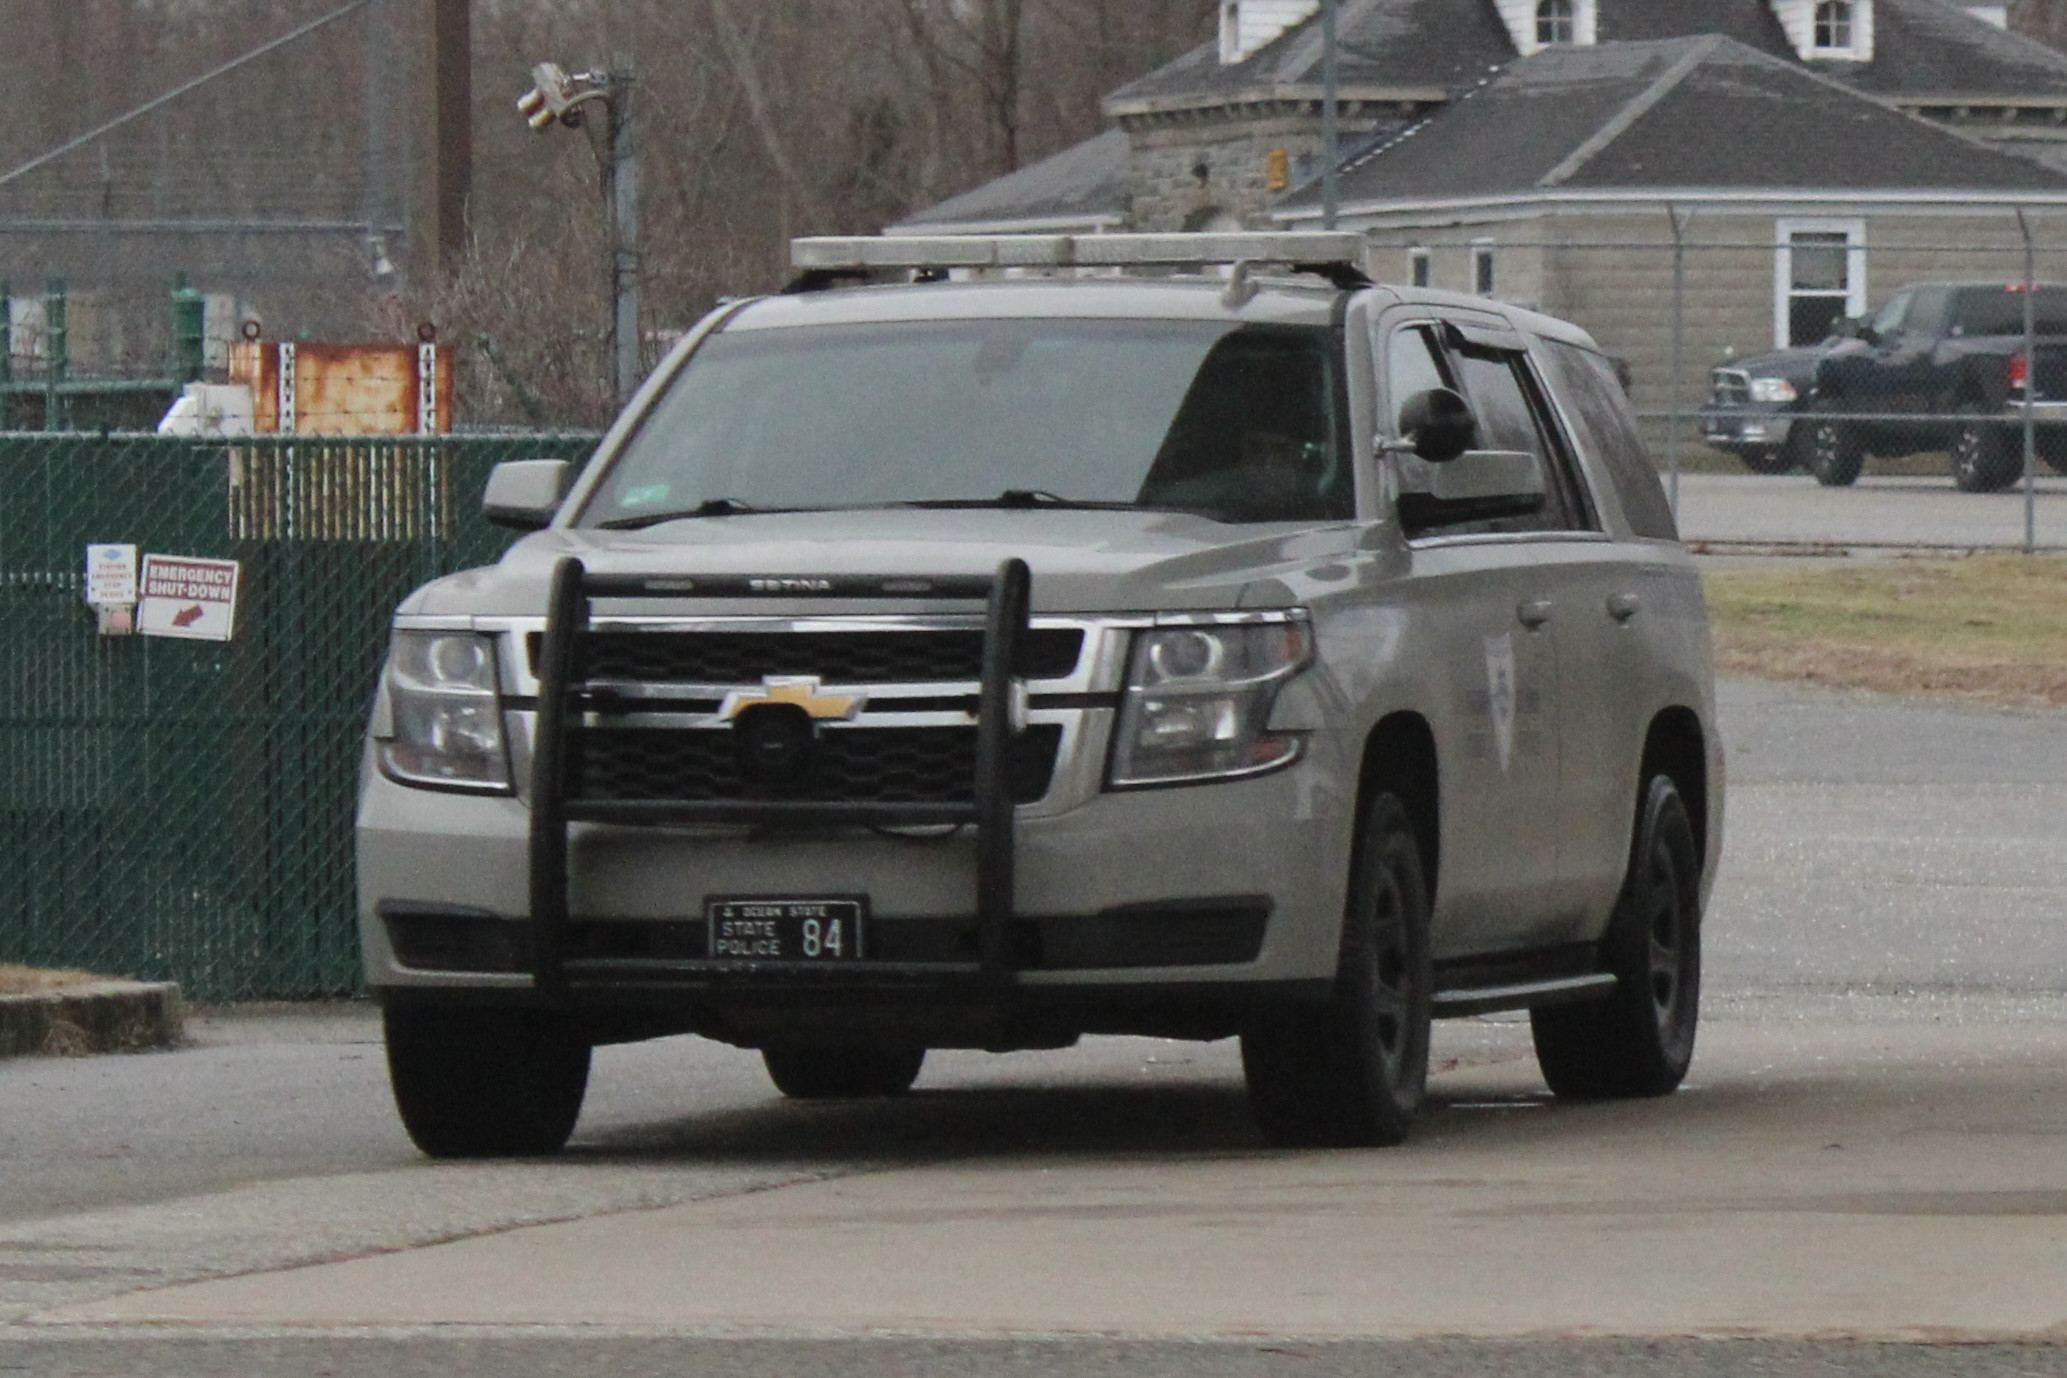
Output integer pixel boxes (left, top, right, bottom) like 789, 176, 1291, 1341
1699, 404, 1796, 452
358, 738, 1352, 999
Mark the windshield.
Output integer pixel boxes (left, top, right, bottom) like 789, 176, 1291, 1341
580, 318, 1348, 527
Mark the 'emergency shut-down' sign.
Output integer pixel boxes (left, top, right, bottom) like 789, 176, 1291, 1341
138, 555, 241, 642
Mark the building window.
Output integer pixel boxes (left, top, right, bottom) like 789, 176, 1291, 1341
1814, 0, 1854, 51
1472, 242, 1497, 297
1410, 246, 1432, 289
1537, 0, 1574, 45
1775, 218, 1866, 348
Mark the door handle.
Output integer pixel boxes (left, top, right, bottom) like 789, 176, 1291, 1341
1607, 592, 1641, 622
1516, 599, 1553, 629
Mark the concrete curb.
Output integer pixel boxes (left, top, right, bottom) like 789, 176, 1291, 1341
0, 981, 183, 1058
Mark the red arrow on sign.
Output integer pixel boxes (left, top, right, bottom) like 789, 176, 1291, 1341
172, 604, 205, 628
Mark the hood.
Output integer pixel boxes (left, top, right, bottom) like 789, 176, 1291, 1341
398, 508, 1360, 619
1716, 341, 1833, 382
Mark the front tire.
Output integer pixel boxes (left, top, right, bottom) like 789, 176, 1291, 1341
1804, 418, 1864, 487
1241, 794, 1432, 1148
385, 1007, 591, 1158
1531, 775, 1702, 1100
762, 1045, 926, 1099
1951, 411, 2020, 493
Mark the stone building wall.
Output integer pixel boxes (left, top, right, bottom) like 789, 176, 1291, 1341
1119, 107, 1410, 232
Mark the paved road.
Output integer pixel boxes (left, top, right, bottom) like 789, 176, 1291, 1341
1674, 470, 2067, 549
1, 677, 2064, 1374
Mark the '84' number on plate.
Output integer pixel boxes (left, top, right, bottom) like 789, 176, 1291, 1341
802, 917, 844, 958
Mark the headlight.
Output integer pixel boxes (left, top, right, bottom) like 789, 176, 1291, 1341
1108, 618, 1313, 788
1749, 376, 1798, 404
377, 630, 510, 791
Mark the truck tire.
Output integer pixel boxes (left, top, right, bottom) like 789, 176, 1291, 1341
384, 1007, 591, 1158
1951, 411, 2021, 493
1241, 794, 1432, 1148
1531, 775, 1701, 1100
762, 1046, 926, 1099
1804, 419, 1864, 487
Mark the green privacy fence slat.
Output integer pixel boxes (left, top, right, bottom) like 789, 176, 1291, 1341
0, 432, 598, 1001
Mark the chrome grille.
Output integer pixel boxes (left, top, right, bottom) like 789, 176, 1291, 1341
569, 724, 1065, 805
542, 628, 1084, 684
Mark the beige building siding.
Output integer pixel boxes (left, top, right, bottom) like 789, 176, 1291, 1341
1368, 209, 2067, 419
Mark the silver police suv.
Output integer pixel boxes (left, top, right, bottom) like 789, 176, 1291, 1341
359, 233, 1722, 1155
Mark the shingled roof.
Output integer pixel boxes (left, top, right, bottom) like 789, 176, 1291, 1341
1105, 0, 2067, 113
890, 130, 1131, 233
1105, 0, 1514, 112
1273, 34, 2067, 217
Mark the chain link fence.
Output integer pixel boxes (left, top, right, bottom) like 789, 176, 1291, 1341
1369, 213, 2067, 549
15, 223, 2067, 997
0, 432, 596, 1000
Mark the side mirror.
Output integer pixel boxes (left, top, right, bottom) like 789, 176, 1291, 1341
1396, 387, 1479, 463
482, 459, 572, 531
1427, 449, 1545, 505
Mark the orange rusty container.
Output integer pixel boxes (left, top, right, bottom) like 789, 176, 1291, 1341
230, 339, 454, 434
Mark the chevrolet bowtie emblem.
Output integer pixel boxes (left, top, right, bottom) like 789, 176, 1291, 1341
718, 676, 865, 723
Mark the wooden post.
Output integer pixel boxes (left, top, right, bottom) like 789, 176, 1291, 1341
429, 0, 472, 269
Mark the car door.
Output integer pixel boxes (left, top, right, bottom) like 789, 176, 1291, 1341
1378, 313, 1567, 959
1522, 337, 1670, 938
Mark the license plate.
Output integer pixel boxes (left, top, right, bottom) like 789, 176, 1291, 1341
706, 897, 866, 961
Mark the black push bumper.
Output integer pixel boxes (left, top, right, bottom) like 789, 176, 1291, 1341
527, 557, 1033, 999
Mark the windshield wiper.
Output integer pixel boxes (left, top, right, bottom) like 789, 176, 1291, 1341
907, 490, 1146, 511
596, 498, 777, 530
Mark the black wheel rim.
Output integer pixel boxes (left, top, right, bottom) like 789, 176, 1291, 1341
1812, 424, 1837, 475
1953, 428, 1979, 482
1366, 866, 1412, 1082
1639, 839, 1685, 1028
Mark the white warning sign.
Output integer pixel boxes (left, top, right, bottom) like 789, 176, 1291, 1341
84, 544, 139, 608
138, 555, 241, 642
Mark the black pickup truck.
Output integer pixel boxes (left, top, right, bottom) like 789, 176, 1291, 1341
1796, 282, 2067, 491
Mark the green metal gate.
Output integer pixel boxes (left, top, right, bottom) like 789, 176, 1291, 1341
0, 433, 596, 1000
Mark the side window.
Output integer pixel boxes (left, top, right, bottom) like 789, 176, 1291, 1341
1387, 325, 1450, 408
1537, 339, 1678, 541
1904, 287, 1950, 341
1868, 291, 1910, 339
1385, 323, 1594, 540
1452, 348, 1590, 533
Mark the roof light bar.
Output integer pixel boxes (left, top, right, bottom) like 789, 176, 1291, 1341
791, 232, 1366, 273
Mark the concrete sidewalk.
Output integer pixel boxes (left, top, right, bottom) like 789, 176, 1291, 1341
33, 1014, 2067, 1342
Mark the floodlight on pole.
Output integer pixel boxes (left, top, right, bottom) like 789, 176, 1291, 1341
517, 59, 641, 407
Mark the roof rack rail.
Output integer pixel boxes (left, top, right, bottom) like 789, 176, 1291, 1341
789, 232, 1369, 280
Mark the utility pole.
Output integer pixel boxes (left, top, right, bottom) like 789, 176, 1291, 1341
430, 0, 473, 268
519, 62, 642, 407
605, 59, 640, 408
1321, 0, 1340, 230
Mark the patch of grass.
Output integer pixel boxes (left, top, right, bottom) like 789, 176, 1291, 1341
0, 965, 109, 996
1703, 553, 2067, 707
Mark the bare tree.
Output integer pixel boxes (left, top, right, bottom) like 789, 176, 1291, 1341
6, 0, 1217, 424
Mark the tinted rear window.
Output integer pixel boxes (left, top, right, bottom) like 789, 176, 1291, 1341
1535, 340, 1678, 542
1948, 288, 2067, 338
